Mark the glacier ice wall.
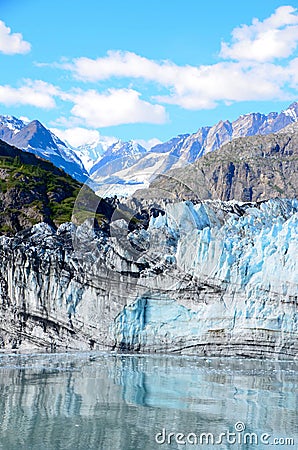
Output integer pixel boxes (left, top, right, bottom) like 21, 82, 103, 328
113, 199, 298, 357
0, 198, 297, 357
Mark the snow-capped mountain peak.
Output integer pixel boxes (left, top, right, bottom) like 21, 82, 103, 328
0, 115, 26, 142
0, 115, 25, 132
0, 116, 88, 183
282, 101, 298, 121
51, 129, 118, 173
104, 140, 147, 157
2, 100, 298, 196
89, 140, 147, 179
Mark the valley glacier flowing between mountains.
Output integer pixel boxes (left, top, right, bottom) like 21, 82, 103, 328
0, 197, 297, 358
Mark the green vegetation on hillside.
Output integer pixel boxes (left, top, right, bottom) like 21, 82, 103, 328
0, 140, 112, 235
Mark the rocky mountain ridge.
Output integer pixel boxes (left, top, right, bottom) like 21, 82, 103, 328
90, 140, 147, 179
90, 101, 298, 196
167, 101, 298, 162
131, 122, 298, 206
0, 116, 88, 183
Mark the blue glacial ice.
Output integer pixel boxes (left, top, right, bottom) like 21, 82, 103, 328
112, 198, 298, 355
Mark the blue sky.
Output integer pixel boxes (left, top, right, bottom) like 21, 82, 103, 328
0, 0, 298, 148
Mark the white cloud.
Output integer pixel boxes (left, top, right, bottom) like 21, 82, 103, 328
288, 57, 298, 87
51, 127, 101, 147
64, 50, 293, 110
19, 115, 31, 124
50, 126, 117, 149
3, 5, 297, 129
64, 88, 167, 127
56, 6, 298, 113
220, 6, 298, 62
135, 138, 162, 150
66, 50, 174, 83
155, 61, 290, 109
0, 80, 59, 108
0, 20, 31, 55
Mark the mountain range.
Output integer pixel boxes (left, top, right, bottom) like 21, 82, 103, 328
1, 101, 298, 197
90, 140, 147, 180
92, 101, 298, 196
131, 122, 298, 205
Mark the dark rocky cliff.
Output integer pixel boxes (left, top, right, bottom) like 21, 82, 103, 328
133, 124, 298, 205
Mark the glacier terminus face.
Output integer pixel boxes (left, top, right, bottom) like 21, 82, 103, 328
0, 198, 297, 358
112, 198, 298, 357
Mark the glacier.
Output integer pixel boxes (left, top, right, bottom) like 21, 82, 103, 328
0, 198, 297, 357
112, 198, 298, 357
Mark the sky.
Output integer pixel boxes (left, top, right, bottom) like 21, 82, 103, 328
0, 0, 298, 148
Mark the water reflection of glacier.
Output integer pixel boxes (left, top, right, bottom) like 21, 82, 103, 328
0, 353, 297, 449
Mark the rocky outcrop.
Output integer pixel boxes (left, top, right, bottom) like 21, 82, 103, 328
133, 123, 298, 204
0, 198, 297, 358
0, 140, 81, 234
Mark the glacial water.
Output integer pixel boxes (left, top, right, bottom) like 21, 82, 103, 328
0, 353, 297, 450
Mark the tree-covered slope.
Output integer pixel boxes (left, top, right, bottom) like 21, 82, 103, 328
0, 139, 112, 235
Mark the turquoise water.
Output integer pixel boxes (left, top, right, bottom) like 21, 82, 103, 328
0, 353, 297, 449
